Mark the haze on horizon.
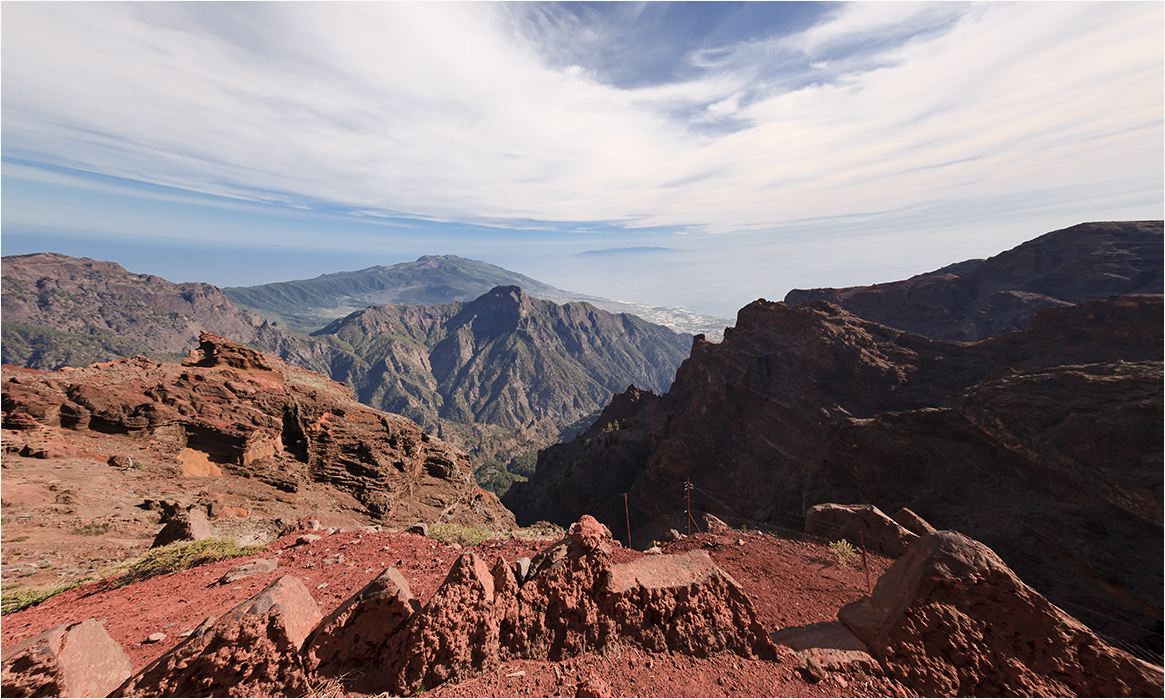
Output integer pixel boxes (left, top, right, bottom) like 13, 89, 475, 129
2, 1, 1162, 318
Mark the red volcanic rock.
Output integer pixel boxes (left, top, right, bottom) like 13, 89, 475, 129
770, 621, 880, 675
805, 504, 919, 557
1, 618, 132, 698
840, 531, 1164, 697
1, 333, 516, 532
303, 567, 421, 677
312, 517, 777, 696
115, 576, 322, 698
891, 507, 935, 536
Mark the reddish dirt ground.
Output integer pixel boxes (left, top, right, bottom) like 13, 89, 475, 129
1, 525, 907, 698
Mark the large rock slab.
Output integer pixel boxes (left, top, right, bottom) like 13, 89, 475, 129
1, 618, 131, 698
839, 530, 1164, 697
115, 575, 322, 698
770, 621, 880, 675
805, 503, 919, 557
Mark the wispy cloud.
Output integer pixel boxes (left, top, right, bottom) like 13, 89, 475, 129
2, 1, 1161, 314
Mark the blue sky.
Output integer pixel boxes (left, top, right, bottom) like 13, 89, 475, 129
2, 1, 1162, 317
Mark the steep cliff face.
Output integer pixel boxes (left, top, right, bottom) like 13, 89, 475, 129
785, 221, 1163, 340
308, 286, 692, 491
1, 333, 515, 530
808, 361, 1163, 656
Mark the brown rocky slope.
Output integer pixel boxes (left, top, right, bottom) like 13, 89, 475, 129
2, 332, 514, 531
785, 221, 1163, 341
505, 294, 1163, 657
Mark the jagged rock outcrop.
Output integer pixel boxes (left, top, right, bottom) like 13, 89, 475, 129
785, 221, 1163, 341
807, 360, 1164, 659
840, 530, 1164, 697
1, 618, 132, 698
306, 516, 777, 695
1, 332, 515, 530
506, 294, 1162, 655
508, 295, 1162, 543
804, 503, 919, 557
115, 576, 322, 698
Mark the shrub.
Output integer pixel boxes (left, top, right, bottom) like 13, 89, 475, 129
829, 539, 859, 567
71, 522, 111, 536
110, 538, 266, 588
427, 522, 491, 548
1, 580, 89, 615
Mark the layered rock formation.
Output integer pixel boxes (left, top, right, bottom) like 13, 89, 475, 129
506, 294, 1162, 655
1, 333, 514, 530
785, 221, 1163, 341
840, 530, 1163, 697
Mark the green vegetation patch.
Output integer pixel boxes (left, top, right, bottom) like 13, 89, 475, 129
1, 580, 89, 615
110, 538, 266, 588
427, 522, 492, 548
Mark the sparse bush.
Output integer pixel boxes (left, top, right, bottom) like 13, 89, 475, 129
110, 537, 266, 588
9, 536, 29, 543
427, 522, 491, 548
829, 539, 859, 567
1, 579, 90, 615
71, 522, 111, 536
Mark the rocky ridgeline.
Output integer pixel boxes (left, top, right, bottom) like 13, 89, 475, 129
785, 221, 1163, 341
1, 332, 514, 531
507, 294, 1163, 654
4, 515, 1161, 698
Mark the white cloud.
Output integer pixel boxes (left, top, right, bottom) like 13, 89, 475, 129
2, 1, 1160, 239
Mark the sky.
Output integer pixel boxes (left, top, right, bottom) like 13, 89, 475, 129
2, 1, 1162, 318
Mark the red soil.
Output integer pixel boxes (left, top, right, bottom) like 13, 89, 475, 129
2, 527, 905, 697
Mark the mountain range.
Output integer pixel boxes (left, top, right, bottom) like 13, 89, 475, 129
224, 254, 733, 339
1, 254, 692, 494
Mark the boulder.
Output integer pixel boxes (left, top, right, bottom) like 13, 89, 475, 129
312, 515, 777, 696
303, 567, 420, 677
1, 618, 132, 698
219, 558, 278, 585
804, 503, 919, 557
407, 522, 428, 537
150, 507, 212, 549
839, 530, 1165, 697
114, 575, 322, 698
890, 507, 936, 537
702, 513, 732, 534
770, 621, 880, 675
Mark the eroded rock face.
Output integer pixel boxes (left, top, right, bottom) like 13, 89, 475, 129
839, 531, 1165, 697
115, 576, 322, 698
1, 618, 131, 698
305, 516, 777, 696
509, 294, 1162, 548
808, 360, 1163, 657
804, 504, 919, 557
0, 333, 516, 531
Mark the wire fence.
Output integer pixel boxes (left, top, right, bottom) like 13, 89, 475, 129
611, 478, 1164, 667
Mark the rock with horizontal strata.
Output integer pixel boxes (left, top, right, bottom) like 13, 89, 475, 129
839, 530, 1165, 697
1, 618, 132, 699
